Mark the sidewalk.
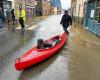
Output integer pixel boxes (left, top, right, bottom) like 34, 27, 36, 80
1, 16, 47, 31
70, 22, 100, 44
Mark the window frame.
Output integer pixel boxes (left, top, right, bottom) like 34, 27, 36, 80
95, 0, 100, 23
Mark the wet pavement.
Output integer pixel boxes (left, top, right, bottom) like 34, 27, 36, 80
68, 23, 100, 80
0, 15, 100, 80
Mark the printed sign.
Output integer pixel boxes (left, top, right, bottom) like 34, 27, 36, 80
90, 10, 94, 18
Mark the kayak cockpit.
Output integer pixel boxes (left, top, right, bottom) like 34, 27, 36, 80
37, 35, 61, 50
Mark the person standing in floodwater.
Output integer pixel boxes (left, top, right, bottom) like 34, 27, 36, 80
17, 6, 26, 33
6, 8, 12, 25
60, 10, 72, 35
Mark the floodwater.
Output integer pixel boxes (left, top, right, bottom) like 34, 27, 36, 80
0, 15, 100, 80
68, 23, 100, 80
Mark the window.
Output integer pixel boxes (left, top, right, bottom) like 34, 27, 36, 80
90, 0, 94, 10
95, 0, 100, 23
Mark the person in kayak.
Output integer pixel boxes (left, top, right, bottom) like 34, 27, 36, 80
60, 10, 72, 35
37, 38, 60, 49
37, 39, 53, 49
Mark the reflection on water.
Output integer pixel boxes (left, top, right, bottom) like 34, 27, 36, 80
18, 49, 69, 80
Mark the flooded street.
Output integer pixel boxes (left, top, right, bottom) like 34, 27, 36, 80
69, 23, 100, 80
0, 15, 100, 80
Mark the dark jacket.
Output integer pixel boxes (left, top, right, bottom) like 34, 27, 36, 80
60, 14, 72, 27
11, 9, 15, 19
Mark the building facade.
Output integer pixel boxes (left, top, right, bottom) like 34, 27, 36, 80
84, 0, 100, 36
0, 0, 14, 21
15, 0, 36, 19
36, 0, 51, 16
71, 0, 100, 36
71, 0, 86, 24
26, 0, 35, 18
50, 0, 61, 14
43, 0, 51, 16
71, 0, 76, 18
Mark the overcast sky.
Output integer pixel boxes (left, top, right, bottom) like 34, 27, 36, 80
60, 0, 71, 10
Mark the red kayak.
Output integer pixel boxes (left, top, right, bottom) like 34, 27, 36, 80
15, 33, 66, 71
